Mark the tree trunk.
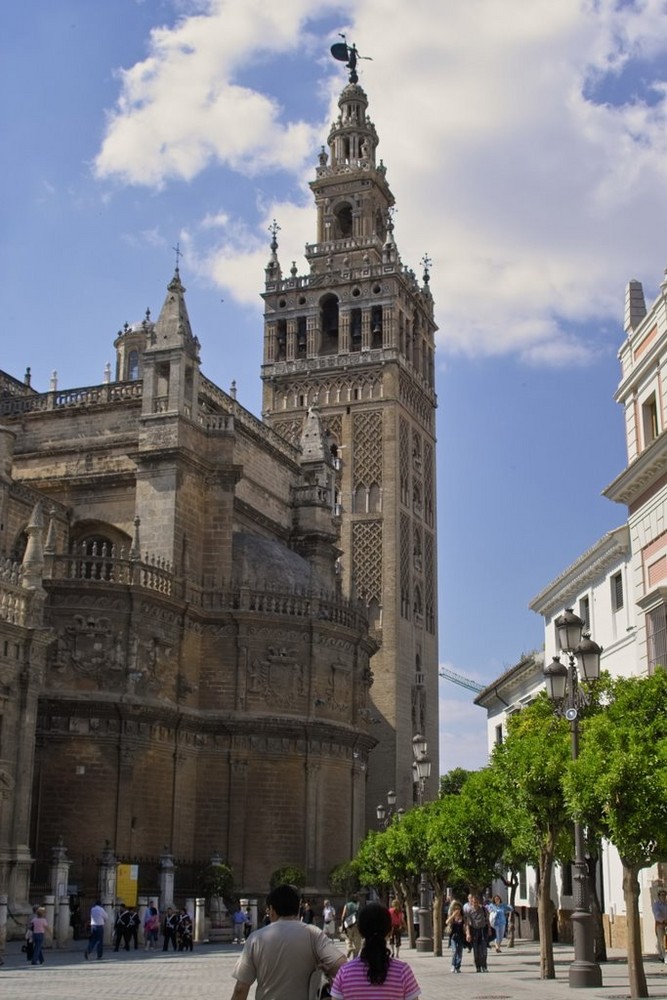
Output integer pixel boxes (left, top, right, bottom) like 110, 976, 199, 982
400, 881, 417, 949
503, 871, 519, 948
537, 849, 555, 979
586, 854, 607, 963
432, 887, 443, 956
622, 862, 648, 999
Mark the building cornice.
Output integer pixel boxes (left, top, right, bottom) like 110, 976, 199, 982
603, 433, 667, 506
474, 651, 544, 709
529, 525, 630, 618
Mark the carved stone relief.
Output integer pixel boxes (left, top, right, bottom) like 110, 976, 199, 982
247, 645, 306, 709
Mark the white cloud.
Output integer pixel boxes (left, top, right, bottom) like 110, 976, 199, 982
95, 0, 340, 187
94, 0, 667, 364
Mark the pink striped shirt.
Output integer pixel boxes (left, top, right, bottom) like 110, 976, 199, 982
331, 957, 420, 1000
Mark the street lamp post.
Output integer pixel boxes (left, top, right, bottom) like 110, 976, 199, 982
544, 608, 603, 989
412, 734, 433, 954
376, 789, 398, 830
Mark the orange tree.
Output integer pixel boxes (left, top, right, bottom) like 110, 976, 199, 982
491, 694, 572, 979
564, 669, 667, 1000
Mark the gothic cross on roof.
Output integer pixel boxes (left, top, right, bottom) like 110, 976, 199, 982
420, 253, 432, 284
268, 219, 281, 252
172, 241, 183, 271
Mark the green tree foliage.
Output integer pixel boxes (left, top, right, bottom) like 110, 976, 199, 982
328, 860, 360, 898
564, 670, 667, 999
196, 861, 235, 905
438, 767, 472, 798
491, 693, 571, 978
355, 813, 424, 947
269, 864, 306, 889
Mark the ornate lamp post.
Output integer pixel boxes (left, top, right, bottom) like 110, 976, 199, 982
412, 733, 433, 953
544, 608, 603, 989
376, 789, 398, 830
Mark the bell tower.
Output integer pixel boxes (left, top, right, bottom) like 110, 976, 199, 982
261, 47, 439, 823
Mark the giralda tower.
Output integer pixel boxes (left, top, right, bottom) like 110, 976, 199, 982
261, 46, 438, 827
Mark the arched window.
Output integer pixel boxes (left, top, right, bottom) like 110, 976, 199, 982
276, 320, 287, 361
320, 295, 339, 356
350, 308, 362, 352
12, 529, 28, 564
367, 598, 381, 631
128, 350, 140, 381
371, 307, 383, 349
333, 203, 353, 239
296, 317, 307, 358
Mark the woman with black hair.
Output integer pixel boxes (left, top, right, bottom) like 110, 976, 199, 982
330, 903, 421, 1000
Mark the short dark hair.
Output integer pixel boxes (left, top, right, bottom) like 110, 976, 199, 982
266, 884, 300, 917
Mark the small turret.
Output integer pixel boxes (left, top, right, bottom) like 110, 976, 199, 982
114, 308, 155, 382
150, 269, 200, 360
265, 220, 283, 284
141, 265, 201, 418
291, 403, 340, 593
22, 501, 45, 593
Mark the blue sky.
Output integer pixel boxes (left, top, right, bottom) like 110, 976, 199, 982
3, 0, 667, 773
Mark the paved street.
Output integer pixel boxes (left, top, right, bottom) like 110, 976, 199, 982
2, 938, 667, 1000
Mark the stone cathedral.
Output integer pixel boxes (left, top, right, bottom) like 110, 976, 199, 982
0, 56, 438, 920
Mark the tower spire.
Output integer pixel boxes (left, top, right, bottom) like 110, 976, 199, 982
265, 219, 282, 282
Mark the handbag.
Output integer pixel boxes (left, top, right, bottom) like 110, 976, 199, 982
343, 912, 357, 930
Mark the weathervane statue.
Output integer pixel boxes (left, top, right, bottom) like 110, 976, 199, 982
330, 34, 371, 84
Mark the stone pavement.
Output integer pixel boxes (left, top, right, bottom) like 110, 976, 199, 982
1, 938, 667, 999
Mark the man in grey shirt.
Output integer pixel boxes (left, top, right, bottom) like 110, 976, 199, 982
231, 884, 345, 1000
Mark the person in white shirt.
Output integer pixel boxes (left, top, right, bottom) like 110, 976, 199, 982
84, 900, 108, 960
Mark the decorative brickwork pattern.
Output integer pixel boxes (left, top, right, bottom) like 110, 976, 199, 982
271, 418, 302, 446
352, 410, 383, 490
352, 520, 382, 605
398, 370, 434, 432
399, 417, 410, 507
424, 531, 435, 635
276, 370, 383, 413
424, 441, 434, 528
400, 512, 411, 619
323, 414, 343, 448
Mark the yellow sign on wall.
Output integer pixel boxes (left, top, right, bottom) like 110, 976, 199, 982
116, 864, 139, 906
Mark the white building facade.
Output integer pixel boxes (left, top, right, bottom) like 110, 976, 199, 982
476, 268, 667, 948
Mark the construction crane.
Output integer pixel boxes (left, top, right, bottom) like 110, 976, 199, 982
439, 666, 484, 694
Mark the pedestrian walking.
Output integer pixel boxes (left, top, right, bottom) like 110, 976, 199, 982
84, 900, 108, 960
487, 894, 510, 952
229, 883, 345, 1000
330, 902, 421, 1000
341, 895, 361, 958
232, 904, 246, 944
465, 895, 490, 972
445, 901, 466, 973
388, 898, 406, 957
322, 899, 337, 939
30, 906, 48, 966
